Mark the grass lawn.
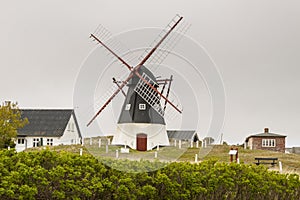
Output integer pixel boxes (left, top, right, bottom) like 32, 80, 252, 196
26, 143, 300, 174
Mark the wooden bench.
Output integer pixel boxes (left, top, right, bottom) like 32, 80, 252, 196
254, 157, 278, 166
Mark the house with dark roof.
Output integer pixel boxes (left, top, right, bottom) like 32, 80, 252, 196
16, 109, 82, 152
244, 128, 286, 153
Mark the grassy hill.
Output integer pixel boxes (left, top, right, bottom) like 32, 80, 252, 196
179, 145, 300, 174
26, 144, 300, 174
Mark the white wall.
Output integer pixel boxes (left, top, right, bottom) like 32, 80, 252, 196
113, 123, 169, 150
58, 114, 81, 145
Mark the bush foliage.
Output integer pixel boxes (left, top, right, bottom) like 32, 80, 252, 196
0, 149, 299, 199
0, 102, 28, 148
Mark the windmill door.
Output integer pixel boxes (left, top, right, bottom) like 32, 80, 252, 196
136, 133, 147, 151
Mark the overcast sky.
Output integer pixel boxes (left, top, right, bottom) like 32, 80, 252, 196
1, 0, 300, 147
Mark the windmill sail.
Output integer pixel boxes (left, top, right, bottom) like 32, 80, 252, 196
91, 25, 136, 67
138, 14, 191, 71
134, 72, 165, 117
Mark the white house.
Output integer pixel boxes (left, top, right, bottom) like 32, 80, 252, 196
15, 109, 82, 152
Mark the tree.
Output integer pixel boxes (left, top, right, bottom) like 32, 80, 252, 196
0, 101, 28, 148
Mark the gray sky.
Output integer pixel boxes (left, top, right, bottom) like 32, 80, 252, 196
1, 0, 300, 147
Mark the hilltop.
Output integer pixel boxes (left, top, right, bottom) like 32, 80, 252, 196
180, 145, 300, 174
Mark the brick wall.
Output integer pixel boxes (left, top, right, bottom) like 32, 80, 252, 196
249, 137, 285, 153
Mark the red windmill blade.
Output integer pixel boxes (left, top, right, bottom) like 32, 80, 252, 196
87, 15, 184, 126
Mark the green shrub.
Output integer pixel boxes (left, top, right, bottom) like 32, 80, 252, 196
0, 149, 299, 199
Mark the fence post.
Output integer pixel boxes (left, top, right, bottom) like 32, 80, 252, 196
116, 150, 119, 158
179, 140, 182, 149
98, 139, 101, 148
279, 161, 283, 173
174, 140, 177, 147
236, 148, 239, 162
155, 151, 158, 158
195, 154, 198, 163
190, 140, 193, 148
79, 148, 83, 156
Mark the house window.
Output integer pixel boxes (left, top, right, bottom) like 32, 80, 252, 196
125, 104, 131, 111
33, 138, 40, 147
139, 103, 146, 110
262, 139, 276, 147
17, 138, 25, 144
47, 138, 53, 146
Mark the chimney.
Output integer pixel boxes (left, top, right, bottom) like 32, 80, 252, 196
264, 128, 269, 133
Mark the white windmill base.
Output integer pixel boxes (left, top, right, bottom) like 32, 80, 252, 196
112, 123, 170, 151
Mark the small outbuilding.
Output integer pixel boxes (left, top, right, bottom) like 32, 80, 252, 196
244, 128, 286, 153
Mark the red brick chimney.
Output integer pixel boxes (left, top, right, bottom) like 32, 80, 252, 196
264, 128, 269, 133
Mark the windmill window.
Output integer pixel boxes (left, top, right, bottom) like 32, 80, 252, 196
125, 104, 131, 111
139, 104, 146, 110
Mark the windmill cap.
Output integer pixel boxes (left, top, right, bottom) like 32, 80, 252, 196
128, 65, 158, 86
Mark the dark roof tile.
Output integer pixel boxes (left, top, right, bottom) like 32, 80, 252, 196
18, 109, 79, 137
167, 130, 198, 140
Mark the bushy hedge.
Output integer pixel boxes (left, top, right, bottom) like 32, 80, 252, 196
0, 149, 299, 199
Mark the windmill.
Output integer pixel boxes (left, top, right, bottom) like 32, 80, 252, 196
87, 15, 189, 151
